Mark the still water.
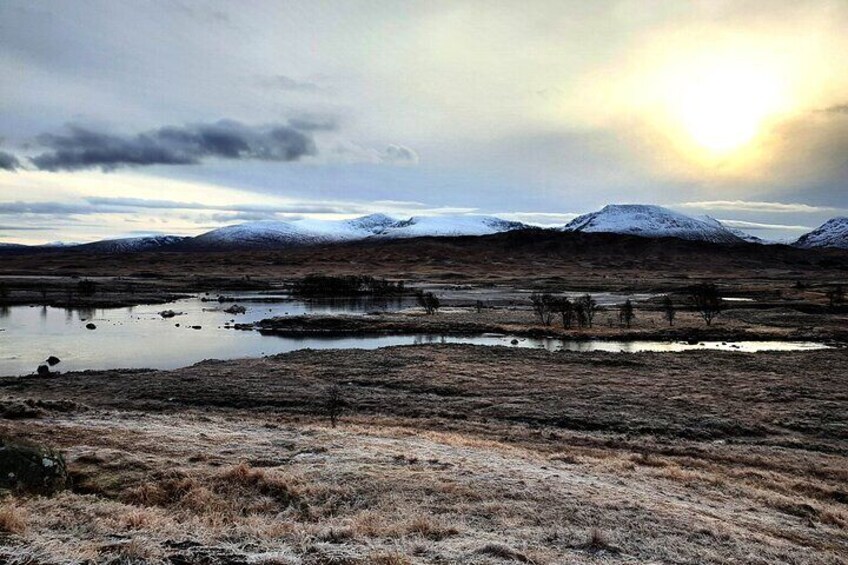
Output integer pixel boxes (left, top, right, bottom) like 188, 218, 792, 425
0, 294, 833, 376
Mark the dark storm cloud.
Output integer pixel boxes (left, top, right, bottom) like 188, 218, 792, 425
30, 120, 317, 172
0, 151, 21, 171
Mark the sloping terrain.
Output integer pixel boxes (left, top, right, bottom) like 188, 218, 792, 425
0, 346, 846, 563
563, 204, 745, 244
795, 217, 848, 250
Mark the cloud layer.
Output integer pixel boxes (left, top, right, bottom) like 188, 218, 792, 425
0, 151, 20, 171
30, 120, 317, 171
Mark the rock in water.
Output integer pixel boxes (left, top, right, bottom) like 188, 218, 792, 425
0, 438, 68, 495
37, 364, 50, 376
85, 323, 96, 330
223, 304, 246, 315
46, 355, 61, 366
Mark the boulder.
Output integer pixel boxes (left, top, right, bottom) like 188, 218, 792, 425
0, 438, 67, 495
85, 323, 96, 330
46, 356, 61, 366
37, 364, 50, 376
223, 304, 246, 315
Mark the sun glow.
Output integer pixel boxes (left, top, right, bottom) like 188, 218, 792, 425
669, 65, 786, 155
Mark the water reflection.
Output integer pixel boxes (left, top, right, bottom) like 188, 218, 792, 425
0, 293, 834, 377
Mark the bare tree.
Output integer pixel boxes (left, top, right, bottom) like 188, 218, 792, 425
555, 297, 575, 329
690, 283, 723, 326
619, 299, 635, 328
416, 291, 440, 315
530, 292, 555, 326
324, 384, 346, 428
577, 294, 598, 328
662, 295, 676, 326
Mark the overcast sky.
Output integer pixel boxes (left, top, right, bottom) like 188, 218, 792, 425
1, 0, 846, 244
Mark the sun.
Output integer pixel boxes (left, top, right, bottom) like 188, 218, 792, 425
665, 61, 788, 157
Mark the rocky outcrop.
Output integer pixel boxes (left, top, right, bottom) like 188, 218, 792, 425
0, 438, 68, 495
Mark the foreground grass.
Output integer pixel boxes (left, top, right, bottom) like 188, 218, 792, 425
1, 345, 847, 563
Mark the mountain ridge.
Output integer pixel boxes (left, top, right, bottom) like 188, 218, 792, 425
3, 205, 845, 253
793, 217, 848, 250
562, 204, 745, 245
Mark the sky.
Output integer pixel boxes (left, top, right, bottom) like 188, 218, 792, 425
1, 0, 847, 244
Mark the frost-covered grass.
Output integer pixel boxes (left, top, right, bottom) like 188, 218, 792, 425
2, 345, 847, 563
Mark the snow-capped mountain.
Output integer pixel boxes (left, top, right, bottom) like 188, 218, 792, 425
563, 204, 745, 244
794, 217, 848, 250
723, 227, 766, 244
376, 215, 526, 238
190, 214, 399, 249
698, 216, 765, 244
73, 235, 190, 253
188, 213, 526, 249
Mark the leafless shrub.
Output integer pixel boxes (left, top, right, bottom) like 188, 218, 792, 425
585, 528, 613, 553
325, 384, 346, 428
619, 299, 635, 328
576, 294, 598, 327
662, 295, 676, 326
530, 292, 555, 326
415, 290, 440, 314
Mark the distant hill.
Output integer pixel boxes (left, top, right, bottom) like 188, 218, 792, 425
794, 217, 848, 250
562, 204, 745, 245
181, 214, 527, 250
72, 235, 191, 253
6, 205, 848, 255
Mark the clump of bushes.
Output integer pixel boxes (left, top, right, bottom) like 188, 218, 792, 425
292, 275, 406, 298
415, 290, 440, 314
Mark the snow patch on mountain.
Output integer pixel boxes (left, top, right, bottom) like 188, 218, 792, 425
75, 235, 190, 253
191, 213, 526, 248
563, 204, 745, 244
377, 215, 526, 238
794, 217, 848, 249
192, 214, 399, 248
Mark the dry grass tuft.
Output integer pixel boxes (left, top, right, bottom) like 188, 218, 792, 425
0, 503, 28, 535
584, 528, 615, 554
365, 549, 413, 565
402, 514, 460, 540
475, 543, 535, 563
